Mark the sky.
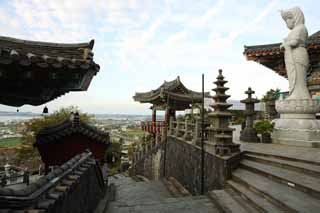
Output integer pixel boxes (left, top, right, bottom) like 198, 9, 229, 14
0, 0, 319, 114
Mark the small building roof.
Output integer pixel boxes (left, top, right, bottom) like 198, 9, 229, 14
133, 76, 210, 110
35, 115, 109, 146
0, 36, 100, 106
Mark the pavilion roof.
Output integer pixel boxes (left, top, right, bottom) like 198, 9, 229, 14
243, 31, 320, 78
0, 35, 100, 106
133, 76, 210, 110
35, 116, 110, 146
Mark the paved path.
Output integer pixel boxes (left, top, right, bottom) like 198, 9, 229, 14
107, 174, 219, 213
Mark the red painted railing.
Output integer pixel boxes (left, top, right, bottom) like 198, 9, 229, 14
141, 121, 165, 134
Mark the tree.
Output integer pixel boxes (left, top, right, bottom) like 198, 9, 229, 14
16, 106, 93, 166
261, 89, 281, 102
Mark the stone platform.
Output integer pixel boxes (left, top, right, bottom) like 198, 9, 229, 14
240, 142, 320, 164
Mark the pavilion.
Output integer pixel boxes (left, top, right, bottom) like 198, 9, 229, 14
35, 113, 110, 172
133, 76, 210, 134
0, 35, 100, 106
244, 31, 320, 97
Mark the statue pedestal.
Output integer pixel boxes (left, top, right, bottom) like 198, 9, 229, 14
272, 99, 320, 147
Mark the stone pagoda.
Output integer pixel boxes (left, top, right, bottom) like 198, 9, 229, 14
240, 87, 260, 142
208, 69, 240, 156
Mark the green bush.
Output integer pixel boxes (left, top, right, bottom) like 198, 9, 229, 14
254, 120, 274, 134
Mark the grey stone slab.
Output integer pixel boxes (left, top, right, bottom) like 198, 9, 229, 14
107, 175, 219, 213
233, 168, 320, 212
241, 159, 320, 196
227, 180, 283, 212
244, 153, 320, 177
209, 189, 254, 213
239, 140, 320, 164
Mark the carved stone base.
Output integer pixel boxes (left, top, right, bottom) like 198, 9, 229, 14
215, 143, 240, 156
273, 99, 320, 147
272, 126, 320, 148
240, 128, 260, 143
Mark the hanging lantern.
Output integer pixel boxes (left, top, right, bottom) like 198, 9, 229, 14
42, 106, 48, 114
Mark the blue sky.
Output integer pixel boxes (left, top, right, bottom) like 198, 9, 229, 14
0, 0, 319, 114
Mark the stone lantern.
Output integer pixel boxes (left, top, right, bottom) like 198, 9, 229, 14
240, 87, 260, 142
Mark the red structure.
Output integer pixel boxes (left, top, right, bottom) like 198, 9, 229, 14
34, 113, 110, 171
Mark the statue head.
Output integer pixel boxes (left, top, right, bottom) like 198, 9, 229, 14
281, 6, 305, 30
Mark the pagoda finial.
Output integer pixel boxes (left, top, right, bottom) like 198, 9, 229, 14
217, 69, 224, 80
245, 87, 255, 99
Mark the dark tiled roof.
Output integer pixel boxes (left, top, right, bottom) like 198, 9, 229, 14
133, 76, 210, 104
35, 118, 110, 146
0, 36, 100, 107
0, 36, 99, 71
0, 151, 104, 209
244, 31, 320, 58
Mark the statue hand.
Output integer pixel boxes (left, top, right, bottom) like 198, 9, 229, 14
280, 43, 285, 50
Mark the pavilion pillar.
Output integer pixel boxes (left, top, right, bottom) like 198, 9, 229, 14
165, 107, 170, 125
152, 107, 157, 135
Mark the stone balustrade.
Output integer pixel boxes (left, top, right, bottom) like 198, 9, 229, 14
168, 118, 208, 145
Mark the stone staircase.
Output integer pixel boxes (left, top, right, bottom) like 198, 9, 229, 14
209, 151, 320, 213
106, 174, 219, 213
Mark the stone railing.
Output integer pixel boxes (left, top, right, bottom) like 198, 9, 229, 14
0, 151, 106, 212
141, 121, 166, 135
168, 118, 209, 145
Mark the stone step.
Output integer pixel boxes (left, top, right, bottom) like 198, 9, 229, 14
208, 188, 257, 213
162, 178, 183, 197
227, 180, 283, 213
244, 152, 320, 177
244, 151, 320, 166
240, 159, 320, 199
232, 168, 320, 212
163, 177, 191, 197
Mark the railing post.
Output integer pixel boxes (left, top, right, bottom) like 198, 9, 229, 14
182, 119, 189, 140
174, 120, 179, 137
161, 122, 167, 142
168, 117, 174, 135
193, 118, 201, 145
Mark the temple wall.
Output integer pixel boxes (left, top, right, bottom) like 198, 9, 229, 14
132, 136, 241, 195
132, 143, 165, 180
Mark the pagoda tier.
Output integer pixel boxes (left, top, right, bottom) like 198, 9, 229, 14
0, 36, 100, 106
208, 69, 240, 156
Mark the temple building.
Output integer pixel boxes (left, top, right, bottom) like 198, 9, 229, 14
0, 36, 99, 106
35, 113, 110, 171
133, 76, 210, 134
244, 31, 320, 96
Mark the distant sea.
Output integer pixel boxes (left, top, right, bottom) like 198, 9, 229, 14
0, 112, 41, 122
0, 112, 157, 123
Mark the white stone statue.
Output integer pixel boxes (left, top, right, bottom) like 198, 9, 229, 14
280, 6, 311, 100
273, 7, 320, 147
